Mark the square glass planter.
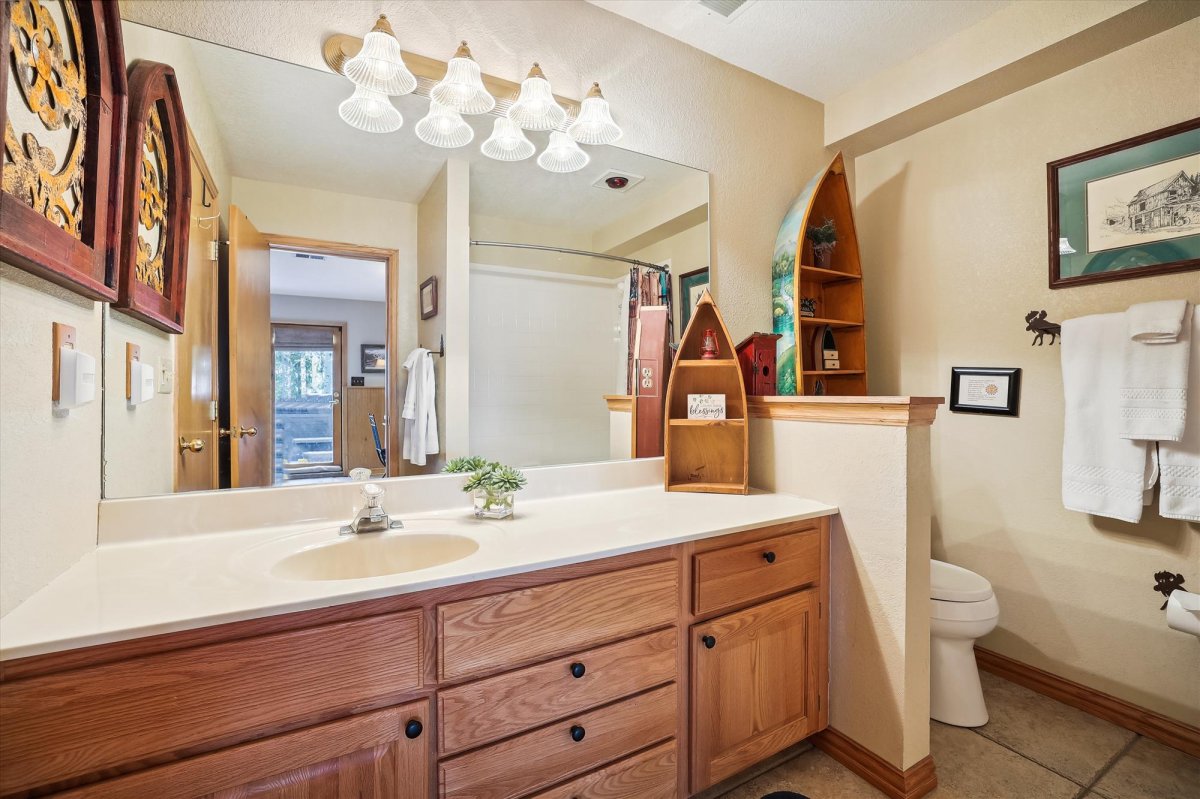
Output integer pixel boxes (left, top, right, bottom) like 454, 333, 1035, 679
473, 489, 515, 519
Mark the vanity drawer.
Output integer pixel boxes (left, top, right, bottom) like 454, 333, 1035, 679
694, 524, 821, 616
439, 683, 677, 799
439, 628, 677, 755
525, 740, 678, 799
438, 560, 678, 681
0, 611, 422, 796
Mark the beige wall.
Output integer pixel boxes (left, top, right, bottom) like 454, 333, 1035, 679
855, 19, 1200, 725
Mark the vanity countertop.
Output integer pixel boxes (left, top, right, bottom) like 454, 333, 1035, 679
0, 487, 836, 661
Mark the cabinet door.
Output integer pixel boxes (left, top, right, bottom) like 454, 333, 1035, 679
690, 590, 820, 792
51, 702, 430, 799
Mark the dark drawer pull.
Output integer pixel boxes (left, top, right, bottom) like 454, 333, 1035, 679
570, 724, 586, 742
701, 634, 716, 649
763, 551, 777, 564
570, 661, 586, 678
405, 719, 423, 739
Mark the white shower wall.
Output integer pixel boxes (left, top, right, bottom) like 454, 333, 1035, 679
469, 264, 625, 467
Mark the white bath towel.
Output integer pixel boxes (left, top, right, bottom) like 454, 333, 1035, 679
402, 348, 439, 466
1121, 300, 1192, 442
1062, 313, 1156, 523
1159, 307, 1200, 522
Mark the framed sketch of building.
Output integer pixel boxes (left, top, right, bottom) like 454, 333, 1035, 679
1049, 117, 1200, 289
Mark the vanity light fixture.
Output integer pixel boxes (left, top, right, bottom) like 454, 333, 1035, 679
338, 84, 403, 133
430, 42, 496, 115
508, 63, 567, 131
537, 131, 590, 173
481, 117, 536, 161
567, 82, 622, 145
415, 100, 475, 148
342, 15, 417, 96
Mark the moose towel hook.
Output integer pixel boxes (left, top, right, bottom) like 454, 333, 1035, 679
1026, 310, 1062, 346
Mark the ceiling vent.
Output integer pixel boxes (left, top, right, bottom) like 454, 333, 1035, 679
293, 252, 326, 261
592, 170, 645, 193
697, 0, 754, 20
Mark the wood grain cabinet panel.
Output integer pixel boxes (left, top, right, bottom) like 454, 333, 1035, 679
0, 612, 422, 796
693, 525, 820, 616
49, 701, 431, 799
525, 740, 678, 799
439, 683, 677, 799
439, 628, 677, 755
438, 561, 678, 681
690, 590, 820, 792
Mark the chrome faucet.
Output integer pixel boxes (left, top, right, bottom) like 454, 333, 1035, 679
342, 483, 400, 535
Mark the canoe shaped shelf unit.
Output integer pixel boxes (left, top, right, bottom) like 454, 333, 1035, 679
663, 289, 749, 494
771, 151, 868, 396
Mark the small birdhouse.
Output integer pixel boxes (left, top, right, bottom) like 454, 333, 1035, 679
736, 332, 782, 396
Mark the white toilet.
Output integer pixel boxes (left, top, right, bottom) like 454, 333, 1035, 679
930, 559, 999, 727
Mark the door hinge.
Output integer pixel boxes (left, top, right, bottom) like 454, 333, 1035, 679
209, 240, 220, 261
209, 400, 219, 421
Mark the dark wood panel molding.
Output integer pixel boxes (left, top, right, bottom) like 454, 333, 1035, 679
975, 647, 1200, 759
813, 727, 937, 799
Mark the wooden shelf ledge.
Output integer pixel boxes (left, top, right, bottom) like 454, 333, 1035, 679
748, 396, 943, 427
604, 394, 632, 412
668, 419, 746, 427
799, 317, 863, 329
799, 265, 862, 284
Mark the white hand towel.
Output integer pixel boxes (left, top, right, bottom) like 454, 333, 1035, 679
1121, 300, 1192, 441
1159, 307, 1200, 521
401, 348, 439, 466
1062, 313, 1156, 523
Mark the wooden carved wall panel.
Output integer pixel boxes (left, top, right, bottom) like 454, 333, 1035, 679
0, 0, 126, 300
115, 60, 190, 333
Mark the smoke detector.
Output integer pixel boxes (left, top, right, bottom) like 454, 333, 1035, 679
697, 0, 755, 20
592, 170, 645, 193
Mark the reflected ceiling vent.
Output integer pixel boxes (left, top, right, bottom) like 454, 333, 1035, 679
696, 0, 754, 20
592, 170, 645, 193
293, 253, 327, 260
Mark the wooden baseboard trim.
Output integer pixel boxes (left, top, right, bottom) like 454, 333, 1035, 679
975, 647, 1200, 759
812, 728, 937, 799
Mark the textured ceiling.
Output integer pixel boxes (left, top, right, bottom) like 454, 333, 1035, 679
139, 22, 702, 231
587, 0, 1010, 101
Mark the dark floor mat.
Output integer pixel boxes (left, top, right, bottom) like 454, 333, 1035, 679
761, 793, 810, 799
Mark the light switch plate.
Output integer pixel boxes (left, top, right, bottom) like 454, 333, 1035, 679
157, 356, 174, 393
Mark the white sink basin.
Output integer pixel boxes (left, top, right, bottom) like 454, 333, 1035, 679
269, 528, 481, 582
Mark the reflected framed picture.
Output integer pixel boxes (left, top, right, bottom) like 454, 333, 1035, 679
1048, 117, 1200, 289
361, 344, 386, 373
420, 276, 438, 319
679, 267, 709, 332
950, 367, 1021, 417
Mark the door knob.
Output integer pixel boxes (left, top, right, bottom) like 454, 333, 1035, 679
238, 426, 258, 438
178, 437, 204, 453
219, 428, 232, 438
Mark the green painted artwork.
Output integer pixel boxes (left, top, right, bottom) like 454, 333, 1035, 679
771, 167, 823, 396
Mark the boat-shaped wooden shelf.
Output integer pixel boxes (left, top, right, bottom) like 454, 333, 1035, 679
663, 289, 749, 495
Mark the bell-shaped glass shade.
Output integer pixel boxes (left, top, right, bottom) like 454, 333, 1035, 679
338, 85, 402, 133
509, 73, 567, 131
480, 117, 536, 161
568, 94, 622, 145
415, 100, 474, 148
537, 131, 589, 173
430, 42, 495, 115
343, 16, 416, 96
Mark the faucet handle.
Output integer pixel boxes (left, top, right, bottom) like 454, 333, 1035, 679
362, 483, 385, 506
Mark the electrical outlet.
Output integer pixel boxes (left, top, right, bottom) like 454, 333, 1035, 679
157, 357, 174, 394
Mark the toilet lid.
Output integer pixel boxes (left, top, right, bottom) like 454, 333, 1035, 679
930, 559, 993, 602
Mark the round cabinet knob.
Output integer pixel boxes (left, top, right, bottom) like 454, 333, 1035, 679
404, 719, 423, 739
178, 437, 204, 453
569, 662, 586, 679
763, 551, 777, 564
569, 725, 586, 742
701, 634, 717, 649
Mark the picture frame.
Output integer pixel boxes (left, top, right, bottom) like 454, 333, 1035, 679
678, 267, 709, 332
1048, 117, 1199, 289
420, 275, 438, 320
949, 367, 1021, 417
361, 344, 386, 373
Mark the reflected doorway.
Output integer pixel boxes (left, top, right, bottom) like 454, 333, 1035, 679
271, 322, 345, 483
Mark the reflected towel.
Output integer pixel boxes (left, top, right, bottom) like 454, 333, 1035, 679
1121, 301, 1192, 441
1159, 308, 1200, 521
402, 348, 439, 466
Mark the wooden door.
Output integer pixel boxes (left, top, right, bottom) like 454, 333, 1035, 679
49, 702, 431, 798
174, 137, 220, 492
344, 386, 386, 474
228, 205, 272, 487
690, 590, 820, 792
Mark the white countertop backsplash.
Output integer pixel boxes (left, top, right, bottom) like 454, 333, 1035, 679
1, 458, 836, 660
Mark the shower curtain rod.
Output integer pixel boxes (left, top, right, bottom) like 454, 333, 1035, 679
469, 240, 669, 273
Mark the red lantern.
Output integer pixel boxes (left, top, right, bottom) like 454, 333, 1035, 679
700, 328, 720, 359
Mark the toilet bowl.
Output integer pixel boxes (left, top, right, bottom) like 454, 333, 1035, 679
930, 559, 999, 727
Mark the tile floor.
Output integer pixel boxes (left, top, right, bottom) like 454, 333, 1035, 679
719, 671, 1200, 799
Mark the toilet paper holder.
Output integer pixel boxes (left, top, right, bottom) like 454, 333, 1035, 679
1153, 571, 1188, 610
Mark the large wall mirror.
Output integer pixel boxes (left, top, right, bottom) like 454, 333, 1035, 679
102, 21, 710, 499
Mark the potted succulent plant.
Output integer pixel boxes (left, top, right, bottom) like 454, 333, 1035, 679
806, 218, 838, 269
444, 457, 528, 519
